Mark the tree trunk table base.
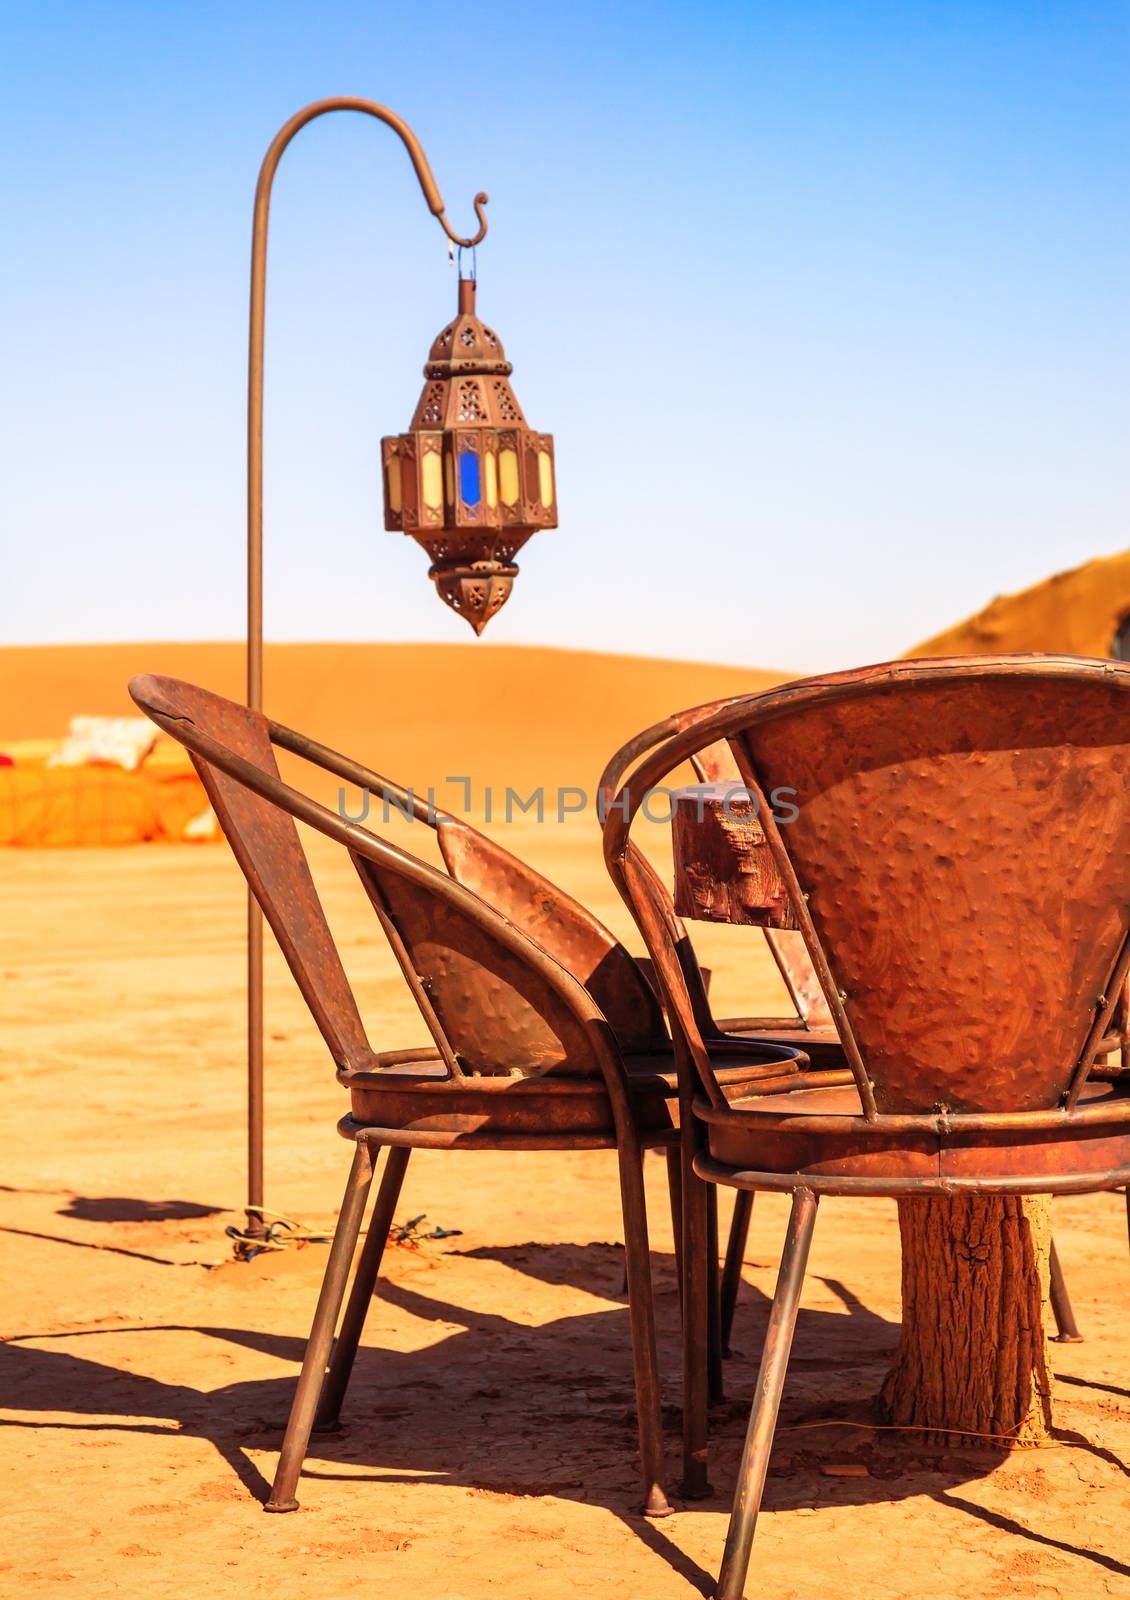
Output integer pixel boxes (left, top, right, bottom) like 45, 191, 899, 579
880, 1193, 1054, 1446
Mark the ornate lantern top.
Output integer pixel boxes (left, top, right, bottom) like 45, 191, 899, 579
382, 278, 557, 634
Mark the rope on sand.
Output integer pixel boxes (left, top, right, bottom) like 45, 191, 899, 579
226, 1207, 462, 1260
226, 1207, 331, 1260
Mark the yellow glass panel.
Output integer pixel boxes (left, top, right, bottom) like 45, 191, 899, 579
484, 451, 498, 509
421, 450, 443, 510
538, 452, 554, 509
499, 447, 520, 506
385, 456, 402, 513
444, 453, 454, 505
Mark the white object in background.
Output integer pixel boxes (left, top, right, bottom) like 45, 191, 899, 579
183, 805, 219, 840
47, 715, 158, 772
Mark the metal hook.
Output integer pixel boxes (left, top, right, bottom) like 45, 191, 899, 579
438, 191, 489, 250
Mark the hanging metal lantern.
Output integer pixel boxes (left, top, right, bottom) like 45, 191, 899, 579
381, 277, 557, 634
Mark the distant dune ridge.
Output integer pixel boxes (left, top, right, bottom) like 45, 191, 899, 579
4, 547, 1129, 806
0, 642, 783, 802
911, 549, 1130, 661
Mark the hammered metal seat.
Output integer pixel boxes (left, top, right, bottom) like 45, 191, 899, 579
129, 672, 802, 1527
697, 1076, 1130, 1185
343, 1045, 803, 1140
604, 655, 1130, 1600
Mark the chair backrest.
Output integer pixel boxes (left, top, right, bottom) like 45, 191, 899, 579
435, 816, 666, 1052
130, 674, 613, 1081
129, 675, 371, 1072
689, 739, 741, 786
352, 847, 608, 1076
763, 930, 836, 1029
729, 659, 1130, 1114
267, 718, 670, 1052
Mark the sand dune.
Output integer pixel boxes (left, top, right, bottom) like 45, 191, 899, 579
911, 548, 1130, 659
0, 640, 785, 799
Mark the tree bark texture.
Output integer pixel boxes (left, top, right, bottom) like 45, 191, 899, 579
879, 1194, 1053, 1446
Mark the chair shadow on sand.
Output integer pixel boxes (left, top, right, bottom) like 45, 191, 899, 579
0, 1195, 228, 1269
4, 1239, 1129, 1590
57, 1196, 224, 1224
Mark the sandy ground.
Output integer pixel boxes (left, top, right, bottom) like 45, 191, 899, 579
4, 643, 1130, 1599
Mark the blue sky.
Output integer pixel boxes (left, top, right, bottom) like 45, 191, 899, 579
2, 1, 1127, 672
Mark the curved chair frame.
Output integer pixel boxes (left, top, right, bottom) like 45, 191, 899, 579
603, 653, 1130, 1599
278, 702, 811, 1385
599, 683, 1100, 1350
129, 673, 801, 1524
258, 706, 795, 1389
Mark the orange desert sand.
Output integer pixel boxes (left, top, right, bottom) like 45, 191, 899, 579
3, 639, 1129, 1600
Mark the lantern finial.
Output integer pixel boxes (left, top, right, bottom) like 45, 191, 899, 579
430, 560, 518, 635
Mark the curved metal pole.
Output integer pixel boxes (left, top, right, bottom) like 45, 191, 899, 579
244, 98, 489, 1240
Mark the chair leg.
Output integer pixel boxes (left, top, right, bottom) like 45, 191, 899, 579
265, 1143, 375, 1512
713, 1187, 818, 1600
681, 1141, 712, 1499
616, 1133, 672, 1517
315, 1146, 412, 1429
721, 1190, 754, 1357
665, 1144, 683, 1311
707, 1185, 725, 1405
1048, 1236, 1082, 1343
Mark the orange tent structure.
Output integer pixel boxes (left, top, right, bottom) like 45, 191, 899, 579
0, 737, 216, 848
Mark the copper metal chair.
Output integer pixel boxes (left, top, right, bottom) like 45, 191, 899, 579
129, 673, 803, 1520
278, 718, 817, 1389
227, 713, 802, 1371
602, 693, 1095, 1355
604, 655, 1130, 1599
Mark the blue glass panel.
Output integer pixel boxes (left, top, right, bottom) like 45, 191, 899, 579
459, 449, 481, 507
